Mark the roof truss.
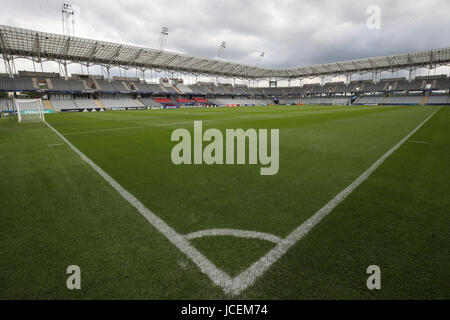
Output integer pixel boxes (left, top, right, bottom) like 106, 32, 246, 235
1, 25, 449, 79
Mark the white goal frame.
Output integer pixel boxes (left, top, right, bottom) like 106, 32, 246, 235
14, 99, 45, 122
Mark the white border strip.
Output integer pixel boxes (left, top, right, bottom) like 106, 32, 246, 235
225, 106, 441, 295
185, 229, 282, 244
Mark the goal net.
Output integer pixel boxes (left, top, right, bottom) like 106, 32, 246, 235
14, 99, 45, 122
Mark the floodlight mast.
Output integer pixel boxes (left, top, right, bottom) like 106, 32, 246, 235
257, 51, 264, 65
159, 26, 169, 50
217, 41, 226, 58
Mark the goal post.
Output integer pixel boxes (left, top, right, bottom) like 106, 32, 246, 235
14, 99, 45, 123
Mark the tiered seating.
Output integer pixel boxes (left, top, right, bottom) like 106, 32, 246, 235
232, 86, 248, 95
383, 95, 423, 104
279, 98, 301, 105
95, 79, 116, 91
210, 98, 272, 106
0, 98, 13, 111
153, 97, 174, 104
112, 81, 130, 92
304, 84, 321, 94
302, 97, 323, 104
333, 83, 351, 93
50, 98, 77, 110
74, 99, 98, 109
160, 83, 178, 93
435, 78, 450, 90
394, 80, 410, 91
407, 80, 425, 91
132, 82, 151, 92
248, 87, 266, 95
358, 82, 379, 92
350, 82, 368, 93
188, 85, 202, 94
212, 85, 232, 95
175, 84, 193, 94
176, 98, 192, 103
328, 96, 351, 105
148, 84, 167, 93
263, 87, 285, 96
193, 84, 215, 94
316, 85, 333, 94
356, 95, 384, 104
427, 94, 450, 104
50, 78, 72, 91
99, 97, 143, 108
139, 98, 163, 107
68, 79, 88, 91
288, 87, 306, 95
302, 96, 350, 105
2, 71, 449, 112
0, 76, 36, 91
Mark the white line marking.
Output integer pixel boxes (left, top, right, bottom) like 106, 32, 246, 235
48, 143, 63, 147
44, 121, 234, 290
224, 106, 441, 295
185, 229, 282, 244
44, 106, 441, 296
408, 140, 429, 144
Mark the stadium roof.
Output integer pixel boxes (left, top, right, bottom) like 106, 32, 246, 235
1, 24, 450, 79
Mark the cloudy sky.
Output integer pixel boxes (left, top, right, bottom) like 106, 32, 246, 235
0, 0, 449, 82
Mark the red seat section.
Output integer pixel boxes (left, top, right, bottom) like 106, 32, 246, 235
192, 98, 210, 103
176, 98, 192, 103
153, 98, 173, 103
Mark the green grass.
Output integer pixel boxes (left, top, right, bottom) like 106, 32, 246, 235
0, 105, 448, 299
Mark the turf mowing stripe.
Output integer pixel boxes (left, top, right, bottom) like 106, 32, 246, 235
226, 106, 442, 296
44, 121, 234, 291
408, 140, 430, 144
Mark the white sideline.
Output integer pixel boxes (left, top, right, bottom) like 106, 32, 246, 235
45, 106, 441, 296
185, 229, 282, 244
44, 121, 234, 290
224, 106, 442, 295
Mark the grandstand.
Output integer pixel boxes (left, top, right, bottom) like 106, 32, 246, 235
1, 73, 450, 109
1, 70, 450, 109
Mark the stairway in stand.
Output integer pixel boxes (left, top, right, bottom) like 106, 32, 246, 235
420, 96, 428, 106
94, 100, 105, 108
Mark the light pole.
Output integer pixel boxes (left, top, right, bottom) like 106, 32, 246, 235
159, 26, 169, 50
217, 41, 226, 58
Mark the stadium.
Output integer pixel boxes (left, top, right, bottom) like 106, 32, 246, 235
0, 0, 449, 304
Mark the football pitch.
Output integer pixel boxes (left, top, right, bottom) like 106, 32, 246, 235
0, 104, 448, 299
